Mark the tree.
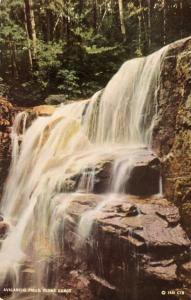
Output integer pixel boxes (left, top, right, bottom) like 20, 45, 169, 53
147, 0, 151, 48
162, 0, 167, 45
0, 0, 191, 105
24, 0, 37, 68
118, 0, 126, 41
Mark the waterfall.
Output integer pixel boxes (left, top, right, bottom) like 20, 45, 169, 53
85, 46, 167, 145
0, 45, 168, 297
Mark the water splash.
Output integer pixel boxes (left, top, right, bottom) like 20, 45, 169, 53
77, 167, 96, 193
112, 156, 134, 193
77, 194, 111, 241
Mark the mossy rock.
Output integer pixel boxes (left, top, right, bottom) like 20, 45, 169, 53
180, 202, 191, 236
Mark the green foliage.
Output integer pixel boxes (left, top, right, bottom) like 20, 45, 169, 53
56, 69, 80, 98
0, 0, 191, 106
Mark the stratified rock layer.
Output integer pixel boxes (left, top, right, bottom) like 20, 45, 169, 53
152, 37, 191, 234
57, 193, 190, 300
63, 148, 161, 196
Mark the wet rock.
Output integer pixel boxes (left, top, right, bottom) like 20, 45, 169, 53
90, 273, 117, 299
126, 152, 161, 195
57, 193, 190, 299
0, 221, 10, 239
96, 197, 190, 250
64, 148, 161, 196
92, 161, 112, 194
116, 203, 139, 216
18, 105, 57, 130
0, 261, 16, 298
180, 261, 191, 277
156, 206, 180, 226
145, 262, 177, 282
30, 105, 56, 116
95, 149, 161, 196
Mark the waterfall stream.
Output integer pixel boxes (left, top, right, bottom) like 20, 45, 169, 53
0, 45, 168, 299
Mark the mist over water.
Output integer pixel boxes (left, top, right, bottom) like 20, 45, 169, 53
0, 45, 168, 298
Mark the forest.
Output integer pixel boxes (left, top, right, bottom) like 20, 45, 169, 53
0, 0, 191, 106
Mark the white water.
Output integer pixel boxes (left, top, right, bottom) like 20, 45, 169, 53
0, 45, 168, 295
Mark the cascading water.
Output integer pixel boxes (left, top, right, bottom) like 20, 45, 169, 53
0, 45, 168, 299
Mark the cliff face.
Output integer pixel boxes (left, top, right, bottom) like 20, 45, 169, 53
152, 37, 191, 234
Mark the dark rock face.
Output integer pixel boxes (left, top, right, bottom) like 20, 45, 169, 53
65, 148, 161, 196
23, 105, 57, 129
0, 215, 9, 240
152, 37, 191, 235
58, 193, 190, 300
125, 150, 161, 196
0, 221, 9, 239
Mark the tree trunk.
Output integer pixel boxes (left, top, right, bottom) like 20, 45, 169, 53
46, 10, 51, 42
65, 0, 70, 44
138, 0, 143, 54
147, 0, 151, 49
163, 0, 167, 45
24, 0, 37, 67
180, 0, 183, 38
59, 16, 65, 40
10, 43, 18, 79
79, 0, 84, 15
118, 0, 126, 41
23, 2, 33, 70
93, 0, 98, 33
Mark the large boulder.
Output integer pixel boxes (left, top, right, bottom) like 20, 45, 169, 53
0, 221, 9, 239
30, 105, 56, 116
152, 37, 191, 235
45, 94, 71, 105
63, 148, 161, 196
53, 193, 190, 300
